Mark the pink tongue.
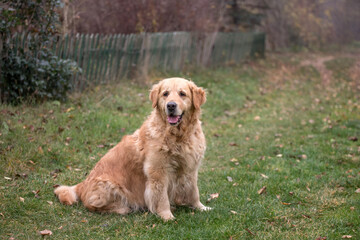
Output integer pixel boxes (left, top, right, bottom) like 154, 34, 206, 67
167, 115, 180, 124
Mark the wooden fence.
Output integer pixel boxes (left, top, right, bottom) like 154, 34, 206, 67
7, 31, 265, 90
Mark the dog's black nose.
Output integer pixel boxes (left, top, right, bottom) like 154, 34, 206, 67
167, 102, 177, 112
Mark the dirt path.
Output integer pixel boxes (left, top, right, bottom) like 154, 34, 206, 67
301, 56, 334, 85
301, 52, 360, 87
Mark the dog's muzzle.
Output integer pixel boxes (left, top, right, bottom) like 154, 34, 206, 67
166, 101, 183, 125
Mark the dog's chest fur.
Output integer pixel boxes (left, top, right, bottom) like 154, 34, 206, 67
162, 130, 205, 173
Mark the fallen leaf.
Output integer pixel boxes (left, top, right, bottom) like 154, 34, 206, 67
281, 202, 291, 205
227, 176, 233, 182
29, 160, 35, 165
66, 107, 74, 113
97, 144, 105, 148
306, 186, 311, 192
38, 146, 44, 155
315, 236, 327, 240
348, 136, 358, 142
230, 210, 237, 214
39, 229, 53, 236
4, 177, 12, 180
350, 206, 355, 211
58, 126, 65, 133
257, 186, 266, 195
32, 190, 40, 198
260, 174, 269, 179
355, 188, 360, 193
47, 201, 53, 205
58, 226, 63, 230
207, 193, 219, 202
342, 235, 352, 239
254, 116, 261, 121
20, 197, 25, 202
245, 228, 256, 236
276, 154, 282, 157
229, 142, 238, 146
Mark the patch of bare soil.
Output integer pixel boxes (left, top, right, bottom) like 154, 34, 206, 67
301, 55, 334, 85
349, 58, 360, 91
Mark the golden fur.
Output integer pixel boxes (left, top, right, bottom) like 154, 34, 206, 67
54, 78, 210, 220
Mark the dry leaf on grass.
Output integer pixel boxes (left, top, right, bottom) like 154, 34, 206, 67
19, 197, 25, 202
257, 186, 266, 195
260, 174, 269, 179
245, 228, 256, 236
230, 210, 237, 215
207, 193, 219, 202
39, 229, 52, 236
355, 188, 360, 193
348, 136, 358, 142
342, 235, 352, 239
38, 146, 44, 154
227, 176, 233, 182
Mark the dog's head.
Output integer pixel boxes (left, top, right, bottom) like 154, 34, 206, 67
149, 78, 206, 126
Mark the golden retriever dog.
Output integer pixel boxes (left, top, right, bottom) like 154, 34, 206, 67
54, 78, 211, 220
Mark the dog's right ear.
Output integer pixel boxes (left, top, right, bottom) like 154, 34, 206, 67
149, 83, 160, 108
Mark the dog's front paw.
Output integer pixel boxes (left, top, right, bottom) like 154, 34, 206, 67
199, 205, 212, 211
193, 202, 213, 211
159, 211, 175, 221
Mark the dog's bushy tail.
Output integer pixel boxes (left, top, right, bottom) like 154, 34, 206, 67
54, 183, 82, 205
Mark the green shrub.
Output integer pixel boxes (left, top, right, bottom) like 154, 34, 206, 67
0, 0, 80, 104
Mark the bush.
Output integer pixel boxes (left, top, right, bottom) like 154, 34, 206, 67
1, 46, 79, 104
0, 0, 80, 104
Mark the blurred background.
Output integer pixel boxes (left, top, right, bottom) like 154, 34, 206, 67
63, 0, 360, 49
1, 0, 360, 103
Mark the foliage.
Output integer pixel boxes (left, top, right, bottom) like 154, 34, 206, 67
0, 49, 359, 239
0, 0, 80, 104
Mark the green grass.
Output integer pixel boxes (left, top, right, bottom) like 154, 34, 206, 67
1, 50, 360, 239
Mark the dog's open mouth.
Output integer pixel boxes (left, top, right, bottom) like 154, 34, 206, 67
167, 114, 183, 125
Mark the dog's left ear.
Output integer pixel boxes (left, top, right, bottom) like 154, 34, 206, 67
149, 83, 160, 108
190, 83, 206, 110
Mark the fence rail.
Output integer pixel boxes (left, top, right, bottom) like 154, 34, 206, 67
7, 31, 265, 90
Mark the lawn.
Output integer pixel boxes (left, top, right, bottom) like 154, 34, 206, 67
1, 46, 359, 239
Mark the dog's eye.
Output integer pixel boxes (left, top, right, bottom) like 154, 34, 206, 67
179, 92, 186, 97
163, 91, 169, 97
